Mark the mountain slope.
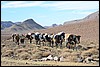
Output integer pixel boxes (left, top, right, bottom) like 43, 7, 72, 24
1, 19, 45, 33
21, 19, 45, 30
1, 21, 15, 30
35, 11, 99, 43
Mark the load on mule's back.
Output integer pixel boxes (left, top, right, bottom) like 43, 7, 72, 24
25, 32, 33, 43
26, 32, 32, 39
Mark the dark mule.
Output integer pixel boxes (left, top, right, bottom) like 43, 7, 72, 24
25, 33, 33, 43
15, 34, 20, 45
66, 34, 81, 50
44, 33, 54, 47
12, 33, 16, 42
20, 34, 25, 44
54, 32, 65, 48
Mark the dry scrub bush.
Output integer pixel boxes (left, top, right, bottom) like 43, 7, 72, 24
42, 51, 51, 57
42, 46, 53, 51
1, 47, 12, 55
60, 52, 71, 58
15, 48, 28, 53
81, 48, 99, 58
32, 49, 39, 54
92, 55, 99, 59
2, 50, 14, 57
38, 48, 46, 51
70, 52, 80, 56
62, 48, 73, 53
65, 55, 78, 62
25, 44, 36, 49
18, 52, 32, 60
32, 52, 42, 59
89, 48, 99, 55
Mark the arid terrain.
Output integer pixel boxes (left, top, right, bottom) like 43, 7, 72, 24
1, 11, 99, 66
1, 37, 99, 66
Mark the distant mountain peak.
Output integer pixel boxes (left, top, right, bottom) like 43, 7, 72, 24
23, 19, 35, 23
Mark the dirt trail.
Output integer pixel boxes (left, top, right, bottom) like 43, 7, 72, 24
1, 57, 98, 66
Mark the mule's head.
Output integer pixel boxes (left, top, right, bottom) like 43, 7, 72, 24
76, 35, 81, 44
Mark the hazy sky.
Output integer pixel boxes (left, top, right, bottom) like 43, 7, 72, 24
1, 1, 99, 26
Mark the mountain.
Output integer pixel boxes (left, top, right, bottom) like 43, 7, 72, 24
1, 21, 15, 30
1, 19, 45, 34
21, 19, 45, 30
15, 22, 22, 24
83, 11, 99, 20
64, 11, 99, 25
44, 24, 61, 28
63, 19, 82, 25
36, 11, 99, 43
52, 24, 58, 27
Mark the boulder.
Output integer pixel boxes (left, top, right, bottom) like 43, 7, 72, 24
60, 56, 64, 62
54, 56, 58, 61
47, 55, 53, 60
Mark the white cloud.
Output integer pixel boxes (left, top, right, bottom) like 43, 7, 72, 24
42, 1, 99, 10
1, 1, 99, 11
1, 1, 45, 8
72, 11, 96, 15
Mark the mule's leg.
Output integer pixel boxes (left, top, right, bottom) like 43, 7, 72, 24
39, 41, 41, 45
66, 42, 68, 48
74, 44, 77, 51
55, 42, 58, 48
48, 42, 51, 47
42, 41, 44, 46
36, 40, 38, 45
45, 41, 46, 46
30, 39, 32, 43
51, 41, 54, 48
60, 41, 62, 49
13, 37, 14, 42
71, 41, 75, 50
66, 40, 69, 48
66, 42, 70, 49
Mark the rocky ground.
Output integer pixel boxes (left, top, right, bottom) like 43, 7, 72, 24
1, 35, 99, 66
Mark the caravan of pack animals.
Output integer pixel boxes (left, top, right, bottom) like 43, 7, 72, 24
12, 32, 81, 49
